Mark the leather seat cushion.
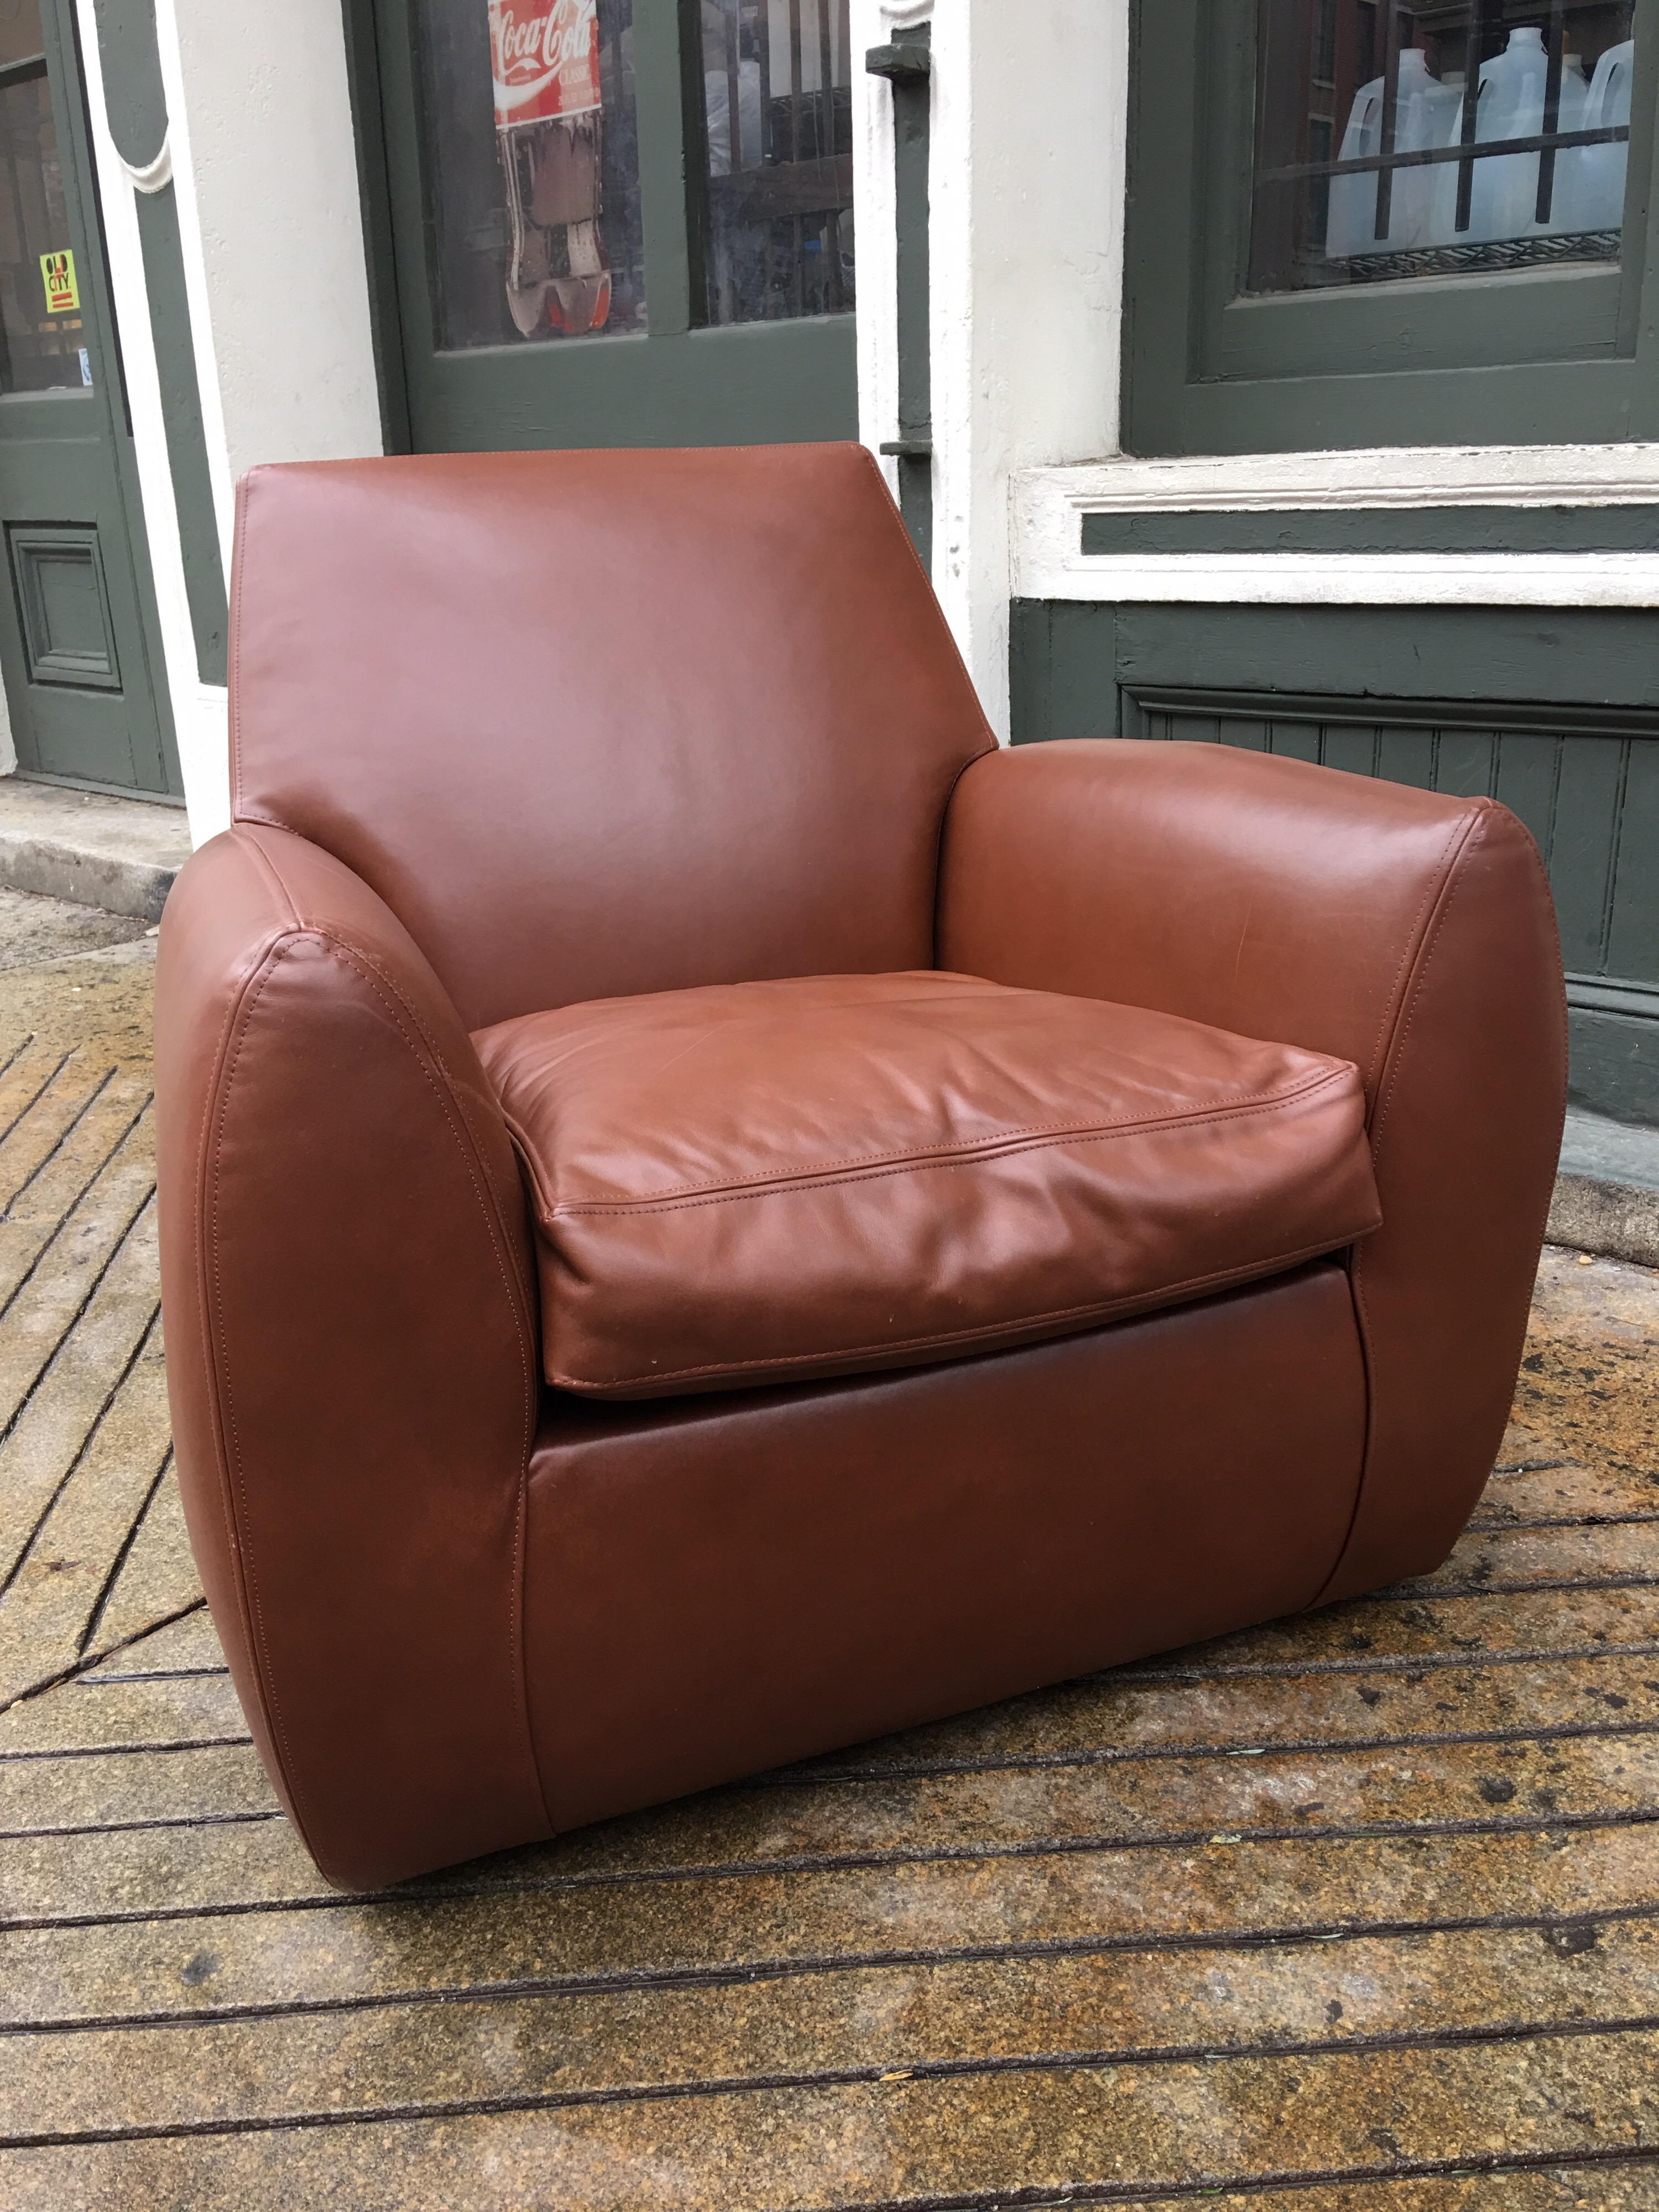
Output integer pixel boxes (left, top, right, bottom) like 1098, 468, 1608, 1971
473, 971, 1381, 1399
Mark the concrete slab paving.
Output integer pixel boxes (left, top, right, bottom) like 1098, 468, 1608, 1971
0, 886, 1653, 2208
0, 776, 189, 922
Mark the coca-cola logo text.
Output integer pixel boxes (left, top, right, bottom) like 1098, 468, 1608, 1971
493, 0, 596, 86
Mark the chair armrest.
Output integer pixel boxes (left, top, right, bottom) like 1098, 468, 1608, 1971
155, 824, 550, 1887
940, 740, 1567, 1598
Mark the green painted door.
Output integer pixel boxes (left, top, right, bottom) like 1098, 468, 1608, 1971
367, 0, 857, 453
0, 0, 176, 796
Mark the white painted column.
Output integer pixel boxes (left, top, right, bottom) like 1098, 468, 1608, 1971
165, 0, 383, 489
852, 0, 1128, 738
76, 0, 383, 843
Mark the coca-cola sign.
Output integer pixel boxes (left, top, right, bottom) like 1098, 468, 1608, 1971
490, 0, 601, 128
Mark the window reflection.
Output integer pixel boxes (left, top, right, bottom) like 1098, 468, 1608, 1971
0, 0, 90, 394
1250, 2, 1636, 291
698, 0, 854, 325
418, 0, 646, 350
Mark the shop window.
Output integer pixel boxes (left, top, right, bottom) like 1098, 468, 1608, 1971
1123, 0, 1659, 454
1251, 2, 1634, 293
407, 0, 853, 353
698, 0, 854, 327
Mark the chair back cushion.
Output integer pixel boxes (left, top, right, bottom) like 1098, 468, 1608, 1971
229, 444, 993, 1030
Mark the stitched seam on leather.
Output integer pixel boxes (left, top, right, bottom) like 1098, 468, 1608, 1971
1312, 807, 1490, 1610
236, 827, 301, 931
189, 953, 286, 1828
855, 440, 999, 756
211, 932, 552, 1866
227, 477, 301, 838
314, 937, 553, 1839
228, 477, 249, 822
248, 826, 540, 1328
552, 1229, 1373, 1392
542, 1070, 1359, 1221
932, 747, 999, 969
1360, 810, 1481, 1098
208, 941, 328, 1873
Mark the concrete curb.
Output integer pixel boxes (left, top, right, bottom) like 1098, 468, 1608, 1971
0, 779, 191, 924
1547, 1171, 1659, 1271
0, 833, 176, 922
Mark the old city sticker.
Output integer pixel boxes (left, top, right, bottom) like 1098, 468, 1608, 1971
40, 249, 79, 317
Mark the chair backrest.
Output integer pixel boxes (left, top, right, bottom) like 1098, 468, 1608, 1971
230, 444, 994, 1031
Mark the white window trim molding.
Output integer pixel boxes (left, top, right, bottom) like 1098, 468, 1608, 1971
1013, 445, 1659, 608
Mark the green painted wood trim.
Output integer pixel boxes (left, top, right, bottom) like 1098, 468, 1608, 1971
1035, 601, 1659, 711
632, 0, 703, 338
340, 0, 412, 454
1123, 0, 1659, 456
1081, 506, 1659, 556
86, 1, 226, 687
872, 23, 930, 570
132, 186, 226, 685
89, 0, 165, 167
404, 315, 857, 450
1125, 685, 1659, 739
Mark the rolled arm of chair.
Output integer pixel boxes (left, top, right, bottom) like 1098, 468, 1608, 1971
155, 824, 551, 1887
939, 740, 1567, 1599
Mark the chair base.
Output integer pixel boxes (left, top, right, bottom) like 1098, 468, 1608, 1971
524, 1260, 1370, 1833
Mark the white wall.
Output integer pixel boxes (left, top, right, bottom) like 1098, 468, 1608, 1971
852, 0, 1129, 737
168, 0, 383, 489
74, 0, 383, 843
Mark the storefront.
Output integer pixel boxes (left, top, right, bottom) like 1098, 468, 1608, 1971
19, 0, 1659, 1123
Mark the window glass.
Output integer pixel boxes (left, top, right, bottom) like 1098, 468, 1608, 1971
1250, 2, 1637, 292
418, 0, 646, 348
697, 0, 854, 324
0, 2, 91, 395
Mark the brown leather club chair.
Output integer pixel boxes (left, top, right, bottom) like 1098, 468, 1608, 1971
154, 444, 1567, 1891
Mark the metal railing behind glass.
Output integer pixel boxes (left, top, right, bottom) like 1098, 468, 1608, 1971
1249, 1, 1636, 291
701, 0, 854, 325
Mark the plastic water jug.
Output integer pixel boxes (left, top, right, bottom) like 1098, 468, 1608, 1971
1556, 39, 1633, 234
1436, 28, 1588, 246
1326, 48, 1461, 258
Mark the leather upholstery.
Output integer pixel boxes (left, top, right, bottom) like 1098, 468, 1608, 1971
940, 740, 1567, 1597
152, 447, 1566, 1893
229, 444, 993, 1031
525, 1263, 1368, 1831
155, 823, 551, 1889
476, 969, 1380, 1397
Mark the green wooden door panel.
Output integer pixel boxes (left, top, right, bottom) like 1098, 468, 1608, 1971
0, 400, 168, 789
1606, 741, 1659, 983
1376, 726, 1437, 790
0, 4, 178, 797
1436, 729, 1495, 798
1318, 724, 1378, 779
1265, 718, 1319, 763
406, 315, 855, 450
1552, 738, 1626, 971
367, 0, 857, 456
